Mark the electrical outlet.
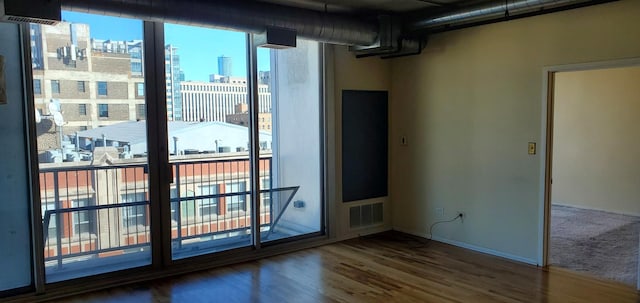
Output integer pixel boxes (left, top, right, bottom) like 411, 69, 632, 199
435, 207, 444, 218
457, 211, 466, 223
401, 135, 408, 146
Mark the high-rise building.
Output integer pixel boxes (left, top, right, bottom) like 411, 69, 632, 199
165, 45, 183, 121
217, 55, 232, 77
181, 81, 271, 122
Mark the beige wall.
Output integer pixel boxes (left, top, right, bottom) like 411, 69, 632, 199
388, 0, 640, 262
332, 45, 393, 239
552, 66, 640, 215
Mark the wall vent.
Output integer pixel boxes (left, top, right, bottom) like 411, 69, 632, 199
6, 16, 57, 25
1, 0, 61, 25
349, 202, 383, 229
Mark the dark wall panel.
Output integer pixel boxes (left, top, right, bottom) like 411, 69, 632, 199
342, 90, 388, 202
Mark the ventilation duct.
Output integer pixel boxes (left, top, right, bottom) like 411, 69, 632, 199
60, 0, 378, 46
350, 15, 426, 59
405, 0, 611, 33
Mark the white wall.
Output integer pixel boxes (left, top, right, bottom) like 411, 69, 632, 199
553, 66, 640, 216
0, 22, 33, 291
388, 0, 640, 263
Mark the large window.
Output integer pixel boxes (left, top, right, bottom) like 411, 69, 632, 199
21, 10, 324, 292
257, 39, 323, 243
28, 12, 150, 283
165, 23, 252, 259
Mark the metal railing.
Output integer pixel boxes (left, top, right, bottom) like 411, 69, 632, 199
39, 156, 298, 270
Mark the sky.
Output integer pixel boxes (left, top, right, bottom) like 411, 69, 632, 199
62, 11, 270, 82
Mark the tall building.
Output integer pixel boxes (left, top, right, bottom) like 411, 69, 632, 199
181, 81, 271, 122
165, 45, 183, 120
217, 55, 232, 77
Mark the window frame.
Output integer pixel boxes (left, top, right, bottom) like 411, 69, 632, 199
98, 103, 109, 118
51, 80, 60, 94
33, 79, 42, 94
78, 103, 87, 116
97, 81, 108, 96
77, 80, 86, 93
19, 18, 327, 295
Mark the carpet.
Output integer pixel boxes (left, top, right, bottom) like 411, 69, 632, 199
550, 204, 640, 286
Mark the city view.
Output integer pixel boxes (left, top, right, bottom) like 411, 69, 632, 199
30, 12, 322, 282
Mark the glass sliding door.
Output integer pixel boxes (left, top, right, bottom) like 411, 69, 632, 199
29, 12, 151, 282
164, 24, 254, 259
257, 40, 324, 243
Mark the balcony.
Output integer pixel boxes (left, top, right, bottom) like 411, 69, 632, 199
39, 154, 300, 282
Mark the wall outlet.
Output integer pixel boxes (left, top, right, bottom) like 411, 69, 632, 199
457, 211, 466, 223
435, 207, 444, 218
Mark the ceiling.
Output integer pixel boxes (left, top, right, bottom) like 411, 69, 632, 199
259, 0, 485, 14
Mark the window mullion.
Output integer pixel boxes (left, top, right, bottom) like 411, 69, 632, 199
247, 34, 261, 249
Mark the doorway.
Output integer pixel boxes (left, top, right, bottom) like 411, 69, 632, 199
543, 62, 640, 288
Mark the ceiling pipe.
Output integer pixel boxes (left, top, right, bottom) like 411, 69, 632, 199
60, 0, 379, 46
405, 0, 610, 33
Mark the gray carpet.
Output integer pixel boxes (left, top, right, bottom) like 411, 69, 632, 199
550, 204, 640, 286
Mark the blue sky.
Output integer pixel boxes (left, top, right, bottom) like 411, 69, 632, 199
63, 11, 270, 81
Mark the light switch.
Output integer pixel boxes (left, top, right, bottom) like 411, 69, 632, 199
528, 142, 536, 155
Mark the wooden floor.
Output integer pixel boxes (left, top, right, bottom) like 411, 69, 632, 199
48, 232, 639, 303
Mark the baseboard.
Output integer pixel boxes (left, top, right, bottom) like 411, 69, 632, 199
552, 203, 640, 218
393, 227, 538, 266
337, 225, 393, 242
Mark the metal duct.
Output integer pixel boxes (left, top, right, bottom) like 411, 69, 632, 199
406, 0, 598, 32
60, 0, 378, 46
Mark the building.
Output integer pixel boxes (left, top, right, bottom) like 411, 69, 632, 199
226, 103, 272, 131
29, 22, 146, 159
75, 120, 272, 156
217, 55, 232, 77
180, 80, 271, 122
3, 0, 640, 301
165, 44, 184, 121
258, 70, 270, 85
91, 39, 144, 77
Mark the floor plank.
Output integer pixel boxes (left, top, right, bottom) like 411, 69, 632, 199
46, 232, 640, 303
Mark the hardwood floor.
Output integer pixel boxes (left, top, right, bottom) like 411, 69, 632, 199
47, 232, 639, 303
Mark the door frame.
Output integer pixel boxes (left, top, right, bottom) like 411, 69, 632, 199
539, 58, 640, 290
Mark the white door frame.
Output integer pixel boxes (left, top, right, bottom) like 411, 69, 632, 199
538, 57, 640, 291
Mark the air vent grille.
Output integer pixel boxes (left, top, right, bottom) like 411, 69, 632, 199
6, 16, 57, 25
349, 202, 383, 229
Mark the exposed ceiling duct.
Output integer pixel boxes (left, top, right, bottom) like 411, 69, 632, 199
60, 0, 379, 46
404, 0, 616, 34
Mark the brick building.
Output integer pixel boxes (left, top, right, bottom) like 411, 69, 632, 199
30, 22, 145, 157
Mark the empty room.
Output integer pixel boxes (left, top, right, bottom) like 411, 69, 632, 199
1, 0, 640, 302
